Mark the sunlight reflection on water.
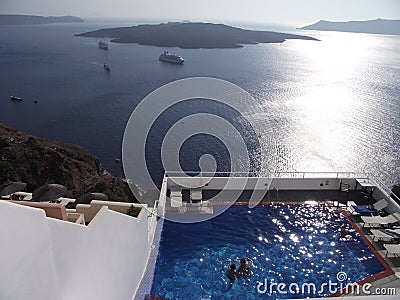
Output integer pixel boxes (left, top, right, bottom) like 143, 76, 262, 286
251, 31, 400, 184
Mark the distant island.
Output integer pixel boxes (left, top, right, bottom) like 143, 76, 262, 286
76, 22, 318, 49
299, 18, 400, 35
0, 14, 84, 25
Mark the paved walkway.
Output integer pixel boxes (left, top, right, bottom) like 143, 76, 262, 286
338, 203, 400, 297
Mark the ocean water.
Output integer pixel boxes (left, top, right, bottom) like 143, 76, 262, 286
0, 22, 399, 186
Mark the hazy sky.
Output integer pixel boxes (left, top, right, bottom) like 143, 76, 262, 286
1, 0, 399, 26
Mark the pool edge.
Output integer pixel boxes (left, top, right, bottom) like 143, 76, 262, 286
328, 209, 395, 297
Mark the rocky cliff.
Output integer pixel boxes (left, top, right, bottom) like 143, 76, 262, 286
0, 124, 136, 202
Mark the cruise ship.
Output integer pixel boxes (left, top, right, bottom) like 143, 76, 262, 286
159, 51, 184, 64
1, 172, 399, 300
98, 40, 109, 50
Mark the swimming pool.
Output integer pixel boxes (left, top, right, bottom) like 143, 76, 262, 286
150, 204, 386, 299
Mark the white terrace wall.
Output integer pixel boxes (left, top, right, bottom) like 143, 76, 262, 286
167, 176, 347, 191
74, 201, 145, 223
0, 201, 154, 300
0, 201, 61, 300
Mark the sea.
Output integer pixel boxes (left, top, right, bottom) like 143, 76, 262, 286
0, 21, 399, 188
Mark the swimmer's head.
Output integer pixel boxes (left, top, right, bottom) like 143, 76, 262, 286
230, 264, 236, 270
240, 258, 246, 264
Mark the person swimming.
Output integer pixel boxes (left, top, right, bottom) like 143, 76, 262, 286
237, 258, 250, 278
226, 263, 236, 286
339, 225, 351, 241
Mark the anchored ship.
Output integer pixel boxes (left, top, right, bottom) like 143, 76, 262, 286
159, 51, 184, 64
98, 40, 109, 50
10, 96, 22, 101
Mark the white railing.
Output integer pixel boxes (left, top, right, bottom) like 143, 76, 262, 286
164, 171, 399, 203
369, 175, 400, 204
165, 171, 371, 179
147, 200, 159, 242
147, 177, 167, 242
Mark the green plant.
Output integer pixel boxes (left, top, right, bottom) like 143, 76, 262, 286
126, 205, 140, 217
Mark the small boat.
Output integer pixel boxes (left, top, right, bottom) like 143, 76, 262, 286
10, 96, 22, 101
159, 51, 184, 64
98, 40, 109, 50
104, 62, 111, 72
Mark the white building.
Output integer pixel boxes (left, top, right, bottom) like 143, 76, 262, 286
1, 173, 399, 299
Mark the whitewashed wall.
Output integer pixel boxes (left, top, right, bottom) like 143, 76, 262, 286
0, 202, 61, 300
0, 201, 154, 300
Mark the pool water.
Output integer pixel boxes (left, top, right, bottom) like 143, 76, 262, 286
150, 204, 385, 299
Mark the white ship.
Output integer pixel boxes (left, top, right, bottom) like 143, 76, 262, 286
159, 51, 184, 64
98, 40, 109, 50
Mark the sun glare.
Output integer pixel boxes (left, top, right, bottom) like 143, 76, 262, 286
278, 32, 380, 171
